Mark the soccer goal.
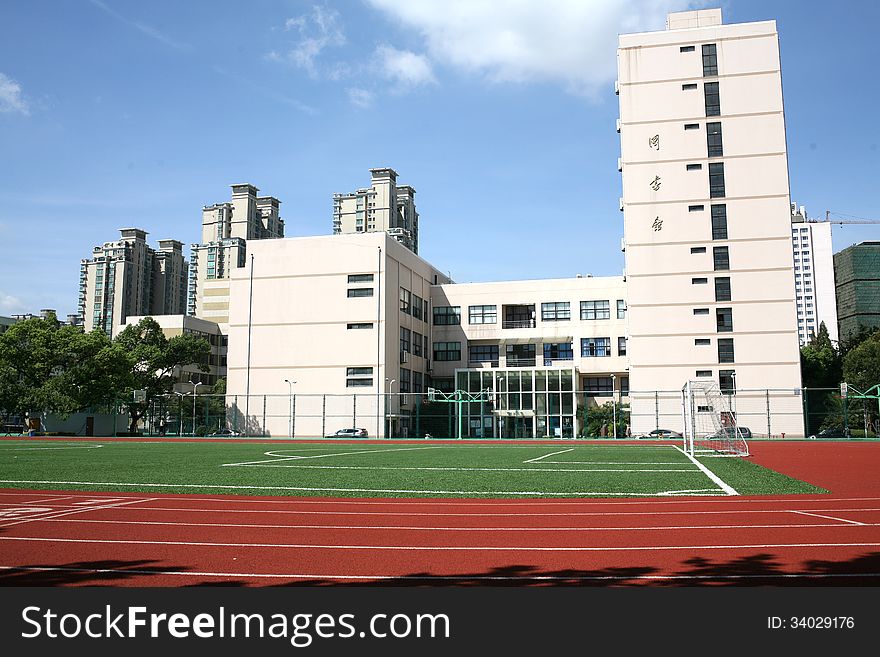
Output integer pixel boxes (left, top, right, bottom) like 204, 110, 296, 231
681, 380, 749, 457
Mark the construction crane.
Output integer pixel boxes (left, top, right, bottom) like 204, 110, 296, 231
822, 210, 880, 225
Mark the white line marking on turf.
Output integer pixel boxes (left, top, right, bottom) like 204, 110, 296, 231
673, 445, 738, 496
1, 564, 878, 583
4, 445, 104, 452
523, 449, 573, 463
222, 445, 443, 467
791, 510, 866, 526
228, 464, 700, 473
36, 517, 880, 532
2, 535, 879, 552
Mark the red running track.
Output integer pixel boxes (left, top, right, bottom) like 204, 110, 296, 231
0, 441, 878, 586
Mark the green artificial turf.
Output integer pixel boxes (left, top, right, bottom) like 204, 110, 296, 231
0, 440, 826, 498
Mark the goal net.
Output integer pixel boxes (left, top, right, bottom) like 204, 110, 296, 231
681, 380, 749, 457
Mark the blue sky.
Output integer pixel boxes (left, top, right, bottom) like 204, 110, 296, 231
1, 0, 878, 318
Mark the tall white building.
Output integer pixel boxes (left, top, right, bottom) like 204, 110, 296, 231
333, 168, 419, 254
790, 204, 838, 345
79, 229, 188, 336
188, 183, 284, 326
618, 9, 803, 435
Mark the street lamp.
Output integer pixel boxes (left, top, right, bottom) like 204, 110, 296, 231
173, 391, 186, 436
385, 378, 396, 439
284, 379, 296, 438
610, 373, 617, 439
189, 379, 204, 436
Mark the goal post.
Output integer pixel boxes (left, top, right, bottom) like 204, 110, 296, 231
425, 388, 492, 439
681, 380, 749, 457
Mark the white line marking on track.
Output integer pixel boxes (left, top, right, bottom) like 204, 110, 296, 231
791, 510, 866, 526
523, 449, 573, 463
2, 536, 880, 552
674, 445, 738, 496
34, 517, 880, 532
1, 564, 878, 583
0, 497, 156, 529
0, 480, 719, 497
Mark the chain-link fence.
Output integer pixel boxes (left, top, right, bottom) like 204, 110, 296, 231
132, 388, 878, 439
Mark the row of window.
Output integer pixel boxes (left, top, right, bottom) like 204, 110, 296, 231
434, 301, 627, 325
400, 287, 429, 322
434, 338, 629, 363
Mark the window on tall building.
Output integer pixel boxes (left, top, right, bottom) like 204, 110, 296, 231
686, 163, 703, 171
399, 288, 411, 315
695, 370, 713, 378
692, 277, 708, 285
719, 369, 736, 394
541, 302, 571, 321
709, 162, 725, 198
680, 45, 695, 52
617, 300, 627, 319
706, 122, 723, 157
682, 83, 698, 90
713, 246, 730, 271
412, 294, 423, 321
347, 288, 373, 298
689, 204, 705, 212
718, 338, 735, 363
618, 336, 627, 356
433, 342, 461, 361
581, 338, 611, 357
468, 344, 499, 364
716, 308, 733, 333
433, 306, 461, 325
584, 377, 613, 392
694, 308, 710, 315
469, 305, 497, 324
346, 367, 373, 387
702, 44, 718, 76
543, 342, 573, 364
695, 339, 711, 346
715, 277, 731, 302
399, 327, 411, 354
412, 331, 423, 357
684, 123, 700, 130
704, 81, 720, 116
581, 300, 610, 320
691, 247, 707, 254
347, 323, 373, 330
399, 367, 411, 393
347, 274, 373, 283
711, 204, 728, 240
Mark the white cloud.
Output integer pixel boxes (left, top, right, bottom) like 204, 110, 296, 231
347, 87, 375, 109
89, 0, 191, 51
279, 5, 346, 78
0, 73, 29, 115
374, 45, 436, 88
0, 291, 23, 314
367, 0, 698, 97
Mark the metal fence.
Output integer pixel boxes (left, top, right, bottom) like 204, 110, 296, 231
135, 388, 878, 440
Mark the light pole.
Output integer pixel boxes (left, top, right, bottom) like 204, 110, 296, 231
173, 391, 186, 436
190, 380, 203, 436
284, 379, 296, 438
386, 378, 396, 439
611, 374, 617, 439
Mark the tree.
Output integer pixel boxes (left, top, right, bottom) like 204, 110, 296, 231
842, 329, 880, 392
112, 317, 210, 432
800, 321, 841, 389
581, 401, 630, 438
0, 314, 124, 419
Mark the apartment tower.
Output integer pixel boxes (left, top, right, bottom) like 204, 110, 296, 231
333, 168, 420, 254
790, 204, 838, 345
188, 183, 284, 326
618, 9, 803, 436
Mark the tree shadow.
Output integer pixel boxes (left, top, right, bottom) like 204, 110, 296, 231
0, 560, 214, 586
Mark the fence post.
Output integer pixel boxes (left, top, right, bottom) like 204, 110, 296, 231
802, 387, 809, 437
232, 395, 238, 434
415, 398, 421, 438
765, 389, 771, 439
655, 391, 660, 432
322, 394, 327, 439
291, 394, 296, 438
262, 395, 267, 437
353, 394, 357, 428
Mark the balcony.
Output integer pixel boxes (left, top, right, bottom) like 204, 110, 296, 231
502, 319, 536, 330
506, 358, 536, 368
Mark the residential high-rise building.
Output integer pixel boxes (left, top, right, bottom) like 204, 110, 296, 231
618, 9, 803, 435
188, 183, 284, 326
834, 241, 880, 341
79, 228, 188, 336
790, 204, 838, 345
333, 168, 419, 254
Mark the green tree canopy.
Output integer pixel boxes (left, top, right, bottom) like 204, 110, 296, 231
843, 329, 880, 392
800, 321, 842, 389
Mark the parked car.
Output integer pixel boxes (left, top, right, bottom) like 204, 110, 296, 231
209, 428, 242, 437
637, 428, 682, 439
328, 428, 369, 438
808, 427, 850, 440
704, 426, 752, 440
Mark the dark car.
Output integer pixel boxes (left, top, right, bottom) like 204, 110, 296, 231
808, 427, 850, 440
209, 428, 242, 437
328, 428, 369, 438
637, 429, 682, 439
